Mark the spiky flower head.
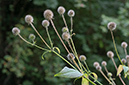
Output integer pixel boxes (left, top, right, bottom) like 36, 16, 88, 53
126, 55, 129, 60
62, 32, 71, 41
25, 15, 34, 24
57, 6, 65, 15
107, 22, 116, 31
12, 27, 20, 35
29, 34, 36, 41
62, 27, 69, 33
121, 58, 126, 64
79, 55, 86, 61
93, 62, 100, 67
107, 51, 114, 58
101, 61, 107, 66
43, 9, 54, 20
67, 53, 75, 60
68, 10, 75, 17
96, 65, 102, 71
121, 42, 128, 49
42, 20, 50, 27
107, 72, 112, 77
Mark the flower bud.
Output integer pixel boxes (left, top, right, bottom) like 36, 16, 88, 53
101, 61, 107, 66
68, 10, 75, 17
42, 20, 50, 27
107, 72, 112, 77
121, 42, 128, 49
126, 55, 129, 60
12, 27, 20, 35
67, 53, 75, 60
121, 58, 126, 64
96, 66, 101, 71
107, 22, 116, 31
93, 62, 100, 67
79, 55, 86, 61
57, 6, 65, 15
25, 15, 34, 24
43, 9, 54, 20
29, 34, 35, 41
62, 32, 70, 41
107, 51, 114, 58
62, 27, 69, 33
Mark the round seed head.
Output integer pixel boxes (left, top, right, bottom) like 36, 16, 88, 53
62, 27, 69, 33
43, 9, 54, 20
107, 22, 116, 31
121, 42, 128, 48
25, 15, 34, 24
93, 62, 100, 67
107, 72, 112, 77
68, 10, 75, 17
67, 53, 75, 60
121, 58, 126, 64
126, 55, 129, 60
107, 51, 114, 58
79, 55, 86, 61
101, 61, 107, 66
57, 6, 65, 15
96, 66, 102, 71
29, 34, 36, 41
12, 27, 20, 35
62, 32, 71, 41
42, 20, 50, 27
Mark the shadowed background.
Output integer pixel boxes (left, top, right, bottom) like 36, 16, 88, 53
0, 0, 129, 85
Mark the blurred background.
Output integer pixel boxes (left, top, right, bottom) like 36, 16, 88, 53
0, 0, 129, 85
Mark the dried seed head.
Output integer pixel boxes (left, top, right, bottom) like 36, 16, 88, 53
107, 72, 112, 77
67, 53, 75, 60
93, 62, 100, 67
107, 22, 116, 31
25, 15, 34, 24
121, 42, 128, 48
101, 61, 107, 66
121, 58, 126, 64
29, 34, 36, 41
79, 55, 86, 61
42, 20, 50, 27
57, 6, 65, 15
62, 27, 69, 33
62, 32, 71, 41
96, 66, 102, 71
107, 51, 114, 58
43, 9, 54, 20
126, 55, 129, 60
68, 10, 75, 17
12, 27, 20, 35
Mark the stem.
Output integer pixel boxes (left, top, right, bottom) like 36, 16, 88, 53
110, 30, 123, 64
18, 34, 48, 51
30, 23, 51, 49
109, 77, 116, 85
67, 40, 74, 54
104, 66, 109, 73
46, 27, 53, 48
124, 48, 127, 56
62, 14, 68, 28
70, 17, 73, 33
84, 61, 90, 72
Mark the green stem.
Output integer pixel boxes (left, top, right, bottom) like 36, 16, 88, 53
46, 27, 53, 48
84, 61, 90, 72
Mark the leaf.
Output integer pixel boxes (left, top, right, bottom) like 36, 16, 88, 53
123, 66, 129, 73
117, 65, 123, 76
91, 72, 98, 82
41, 51, 51, 60
54, 66, 83, 78
53, 47, 60, 54
82, 74, 89, 85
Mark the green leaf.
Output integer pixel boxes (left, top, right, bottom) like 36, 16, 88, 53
123, 66, 129, 73
117, 65, 123, 76
53, 47, 60, 54
41, 51, 51, 60
82, 74, 89, 85
91, 72, 98, 82
54, 66, 83, 78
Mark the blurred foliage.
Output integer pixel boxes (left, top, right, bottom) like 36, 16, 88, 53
0, 0, 129, 85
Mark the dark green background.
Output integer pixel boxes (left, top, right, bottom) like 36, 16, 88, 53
0, 0, 129, 85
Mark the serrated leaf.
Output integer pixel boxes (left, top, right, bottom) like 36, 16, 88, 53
54, 66, 83, 78
53, 47, 60, 54
91, 72, 98, 82
117, 65, 123, 76
82, 74, 89, 85
41, 51, 51, 60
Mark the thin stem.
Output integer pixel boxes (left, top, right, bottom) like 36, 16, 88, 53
104, 66, 109, 73
110, 30, 123, 65
30, 23, 51, 49
109, 77, 116, 85
18, 34, 48, 51
124, 48, 127, 56
46, 27, 53, 48
111, 57, 117, 70
84, 61, 90, 72
67, 40, 74, 54
62, 14, 68, 28
70, 17, 73, 33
